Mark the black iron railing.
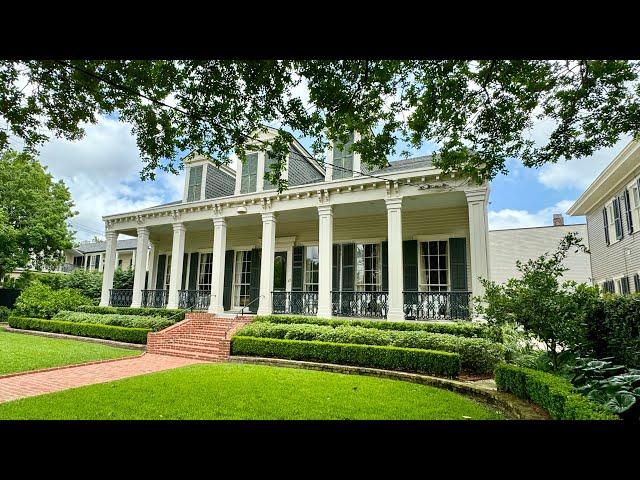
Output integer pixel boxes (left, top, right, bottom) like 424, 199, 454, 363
178, 289, 210, 310
141, 289, 169, 308
109, 289, 133, 307
58, 263, 78, 273
272, 291, 318, 315
331, 291, 389, 319
403, 291, 471, 321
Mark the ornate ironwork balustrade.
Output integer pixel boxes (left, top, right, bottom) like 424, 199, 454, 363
178, 290, 210, 310
109, 289, 133, 307
331, 291, 389, 319
403, 291, 471, 321
272, 291, 318, 315
141, 289, 168, 308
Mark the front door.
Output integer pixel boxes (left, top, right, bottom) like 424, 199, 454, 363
273, 251, 287, 291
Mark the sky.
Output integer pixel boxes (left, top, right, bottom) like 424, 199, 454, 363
8, 111, 630, 243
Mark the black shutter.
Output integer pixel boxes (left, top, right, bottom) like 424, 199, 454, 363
223, 250, 234, 310
621, 276, 631, 295
341, 243, 355, 291
402, 240, 418, 292
332, 244, 340, 291
95, 255, 100, 269
381, 241, 389, 291
181, 253, 189, 290
449, 238, 468, 291
624, 189, 634, 234
603, 207, 610, 246
634, 274, 640, 293
292, 246, 304, 291
188, 253, 199, 290
613, 198, 623, 240
249, 248, 261, 313
155, 254, 166, 289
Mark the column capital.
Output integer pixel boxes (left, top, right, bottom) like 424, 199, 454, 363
262, 212, 277, 223
172, 222, 186, 232
136, 226, 149, 237
105, 230, 119, 240
317, 205, 333, 216
385, 197, 403, 210
212, 217, 227, 228
465, 187, 488, 204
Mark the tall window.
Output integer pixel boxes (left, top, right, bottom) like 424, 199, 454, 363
304, 246, 319, 292
164, 255, 172, 290
233, 251, 252, 306
187, 165, 203, 202
263, 153, 278, 190
355, 243, 381, 291
332, 133, 354, 180
605, 201, 617, 244
629, 181, 640, 230
419, 240, 449, 292
198, 253, 213, 291
240, 153, 258, 193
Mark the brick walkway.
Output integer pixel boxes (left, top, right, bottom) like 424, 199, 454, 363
0, 354, 203, 404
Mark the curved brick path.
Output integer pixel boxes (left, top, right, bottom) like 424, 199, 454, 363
0, 353, 204, 404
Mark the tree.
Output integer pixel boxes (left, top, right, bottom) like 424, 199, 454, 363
0, 150, 76, 281
1, 60, 639, 191
475, 233, 600, 370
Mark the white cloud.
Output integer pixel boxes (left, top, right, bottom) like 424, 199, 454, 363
489, 200, 581, 230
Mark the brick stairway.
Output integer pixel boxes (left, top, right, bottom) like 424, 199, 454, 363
146, 312, 253, 361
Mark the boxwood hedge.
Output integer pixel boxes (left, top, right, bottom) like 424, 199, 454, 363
53, 310, 173, 331
73, 305, 186, 320
495, 364, 617, 420
232, 336, 461, 377
254, 314, 500, 341
8, 316, 150, 344
236, 321, 504, 374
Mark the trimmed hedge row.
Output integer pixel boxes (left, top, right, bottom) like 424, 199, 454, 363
8, 316, 150, 344
73, 305, 186, 320
236, 322, 504, 374
53, 310, 173, 332
232, 336, 461, 377
495, 364, 617, 420
254, 315, 500, 341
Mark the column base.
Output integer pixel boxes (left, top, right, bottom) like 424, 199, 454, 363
256, 307, 272, 316
166, 302, 179, 310
99, 300, 109, 307
130, 301, 142, 308
316, 307, 332, 318
208, 304, 224, 314
386, 309, 405, 322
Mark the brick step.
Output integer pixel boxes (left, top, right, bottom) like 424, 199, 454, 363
159, 339, 229, 350
152, 344, 228, 355
160, 333, 228, 341
150, 348, 225, 361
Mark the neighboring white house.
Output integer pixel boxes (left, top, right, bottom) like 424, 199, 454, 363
60, 239, 141, 273
98, 128, 492, 321
488, 215, 592, 285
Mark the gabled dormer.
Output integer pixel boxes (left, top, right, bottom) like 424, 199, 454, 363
234, 127, 325, 195
183, 155, 236, 203
325, 131, 364, 182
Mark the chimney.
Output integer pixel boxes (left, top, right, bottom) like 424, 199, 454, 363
553, 214, 564, 226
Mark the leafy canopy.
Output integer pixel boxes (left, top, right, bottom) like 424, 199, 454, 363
0, 150, 75, 280
2, 60, 640, 191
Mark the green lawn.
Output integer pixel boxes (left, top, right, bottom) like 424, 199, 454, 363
0, 329, 139, 375
0, 363, 504, 420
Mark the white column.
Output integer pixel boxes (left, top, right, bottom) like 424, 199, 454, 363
131, 227, 150, 308
257, 212, 277, 315
317, 205, 333, 317
208, 217, 228, 313
147, 242, 156, 291
99, 231, 119, 307
114, 251, 120, 270
386, 198, 404, 321
166, 223, 186, 309
465, 188, 491, 303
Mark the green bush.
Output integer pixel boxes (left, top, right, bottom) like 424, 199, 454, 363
232, 336, 461, 377
60, 269, 103, 300
236, 321, 504, 374
35, 272, 67, 290
72, 305, 186, 320
254, 315, 499, 341
113, 268, 135, 289
0, 306, 10, 322
9, 316, 150, 344
494, 364, 617, 420
53, 310, 173, 331
14, 282, 93, 319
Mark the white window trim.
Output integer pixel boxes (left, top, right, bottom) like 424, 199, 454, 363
626, 177, 640, 236
197, 252, 213, 292
417, 238, 451, 292
604, 199, 620, 245
232, 248, 253, 309
354, 242, 382, 292
303, 245, 319, 292
612, 275, 624, 294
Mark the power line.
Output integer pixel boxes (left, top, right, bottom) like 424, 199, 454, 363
52, 60, 399, 184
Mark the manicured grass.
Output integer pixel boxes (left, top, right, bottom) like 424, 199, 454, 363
0, 363, 503, 420
0, 329, 139, 375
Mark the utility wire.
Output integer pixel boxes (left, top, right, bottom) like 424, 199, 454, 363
52, 60, 400, 184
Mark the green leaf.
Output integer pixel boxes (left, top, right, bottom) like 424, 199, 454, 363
605, 392, 636, 414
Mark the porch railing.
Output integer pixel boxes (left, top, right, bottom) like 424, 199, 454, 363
272, 291, 318, 315
141, 289, 168, 308
178, 289, 210, 310
58, 263, 78, 273
403, 291, 471, 321
331, 291, 389, 319
109, 289, 133, 307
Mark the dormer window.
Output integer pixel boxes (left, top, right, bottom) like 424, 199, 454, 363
332, 133, 354, 180
263, 153, 278, 190
240, 153, 258, 193
186, 165, 203, 202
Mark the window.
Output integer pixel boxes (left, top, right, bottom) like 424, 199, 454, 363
240, 153, 258, 193
332, 133, 354, 180
94, 254, 100, 270
73, 256, 83, 267
233, 251, 252, 306
604, 202, 617, 245
634, 274, 640, 293
164, 255, 172, 289
263, 153, 278, 190
304, 246, 319, 292
628, 180, 640, 233
419, 240, 449, 292
621, 276, 631, 295
355, 243, 381, 291
85, 255, 92, 270
615, 278, 623, 295
186, 165, 203, 202
118, 259, 123, 268
198, 253, 213, 291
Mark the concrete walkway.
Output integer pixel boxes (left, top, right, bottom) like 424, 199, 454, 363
0, 353, 203, 404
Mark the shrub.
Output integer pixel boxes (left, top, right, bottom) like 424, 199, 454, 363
235, 322, 504, 374
254, 315, 497, 340
494, 364, 617, 420
113, 268, 135, 289
0, 306, 10, 322
60, 269, 103, 300
72, 305, 187, 320
53, 310, 173, 331
232, 336, 461, 377
13, 282, 93, 319
35, 272, 67, 290
9, 316, 150, 344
